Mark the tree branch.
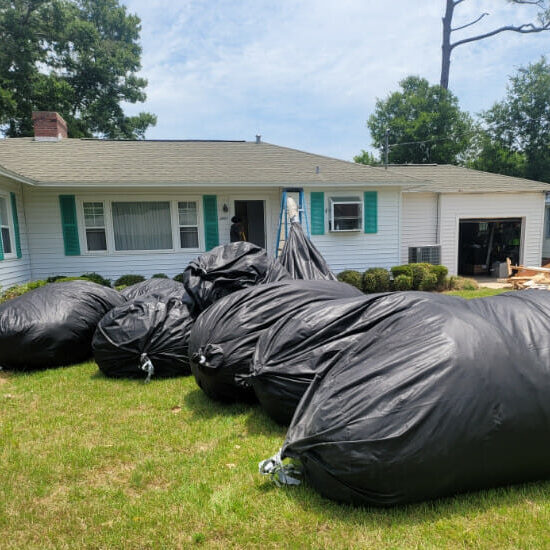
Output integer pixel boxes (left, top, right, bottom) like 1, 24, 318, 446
452, 12, 489, 32
451, 21, 550, 49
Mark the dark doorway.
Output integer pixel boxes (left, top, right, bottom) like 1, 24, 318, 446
234, 200, 266, 249
458, 218, 522, 276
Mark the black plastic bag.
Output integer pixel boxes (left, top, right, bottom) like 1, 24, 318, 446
279, 222, 337, 281
262, 290, 550, 506
183, 241, 289, 316
0, 281, 124, 370
121, 278, 185, 301
189, 280, 363, 402
93, 296, 193, 380
251, 294, 385, 425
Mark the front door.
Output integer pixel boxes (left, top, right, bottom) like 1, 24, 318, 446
234, 200, 266, 249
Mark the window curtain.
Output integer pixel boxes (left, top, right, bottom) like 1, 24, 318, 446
112, 202, 172, 251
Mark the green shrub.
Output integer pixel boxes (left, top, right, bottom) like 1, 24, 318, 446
362, 268, 391, 293
410, 263, 431, 290
0, 280, 47, 303
430, 265, 448, 289
80, 272, 111, 287
114, 274, 146, 287
337, 270, 363, 290
173, 273, 184, 283
390, 265, 413, 279
419, 272, 438, 291
54, 277, 87, 283
393, 274, 413, 291
152, 273, 169, 279
46, 275, 67, 283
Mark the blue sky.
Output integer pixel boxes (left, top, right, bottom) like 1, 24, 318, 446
122, 0, 550, 161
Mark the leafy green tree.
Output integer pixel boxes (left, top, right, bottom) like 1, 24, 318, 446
472, 58, 550, 182
353, 150, 380, 166
0, 0, 156, 138
366, 76, 473, 165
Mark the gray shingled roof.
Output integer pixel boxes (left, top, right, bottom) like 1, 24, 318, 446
391, 164, 550, 193
0, 138, 415, 186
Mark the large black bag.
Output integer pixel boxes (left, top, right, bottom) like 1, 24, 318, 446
182, 242, 289, 316
93, 296, 193, 380
251, 294, 384, 425
189, 280, 363, 402
121, 278, 185, 301
262, 290, 550, 506
0, 281, 124, 370
279, 222, 337, 281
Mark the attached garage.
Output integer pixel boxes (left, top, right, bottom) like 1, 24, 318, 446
399, 165, 549, 276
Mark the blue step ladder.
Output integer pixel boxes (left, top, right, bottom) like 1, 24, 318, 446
275, 188, 310, 257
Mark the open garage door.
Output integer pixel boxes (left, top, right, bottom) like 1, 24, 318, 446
458, 218, 522, 277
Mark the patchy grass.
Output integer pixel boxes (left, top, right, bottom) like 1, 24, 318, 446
1, 362, 549, 549
444, 288, 512, 299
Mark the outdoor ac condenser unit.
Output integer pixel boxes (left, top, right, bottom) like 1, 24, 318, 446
408, 245, 441, 265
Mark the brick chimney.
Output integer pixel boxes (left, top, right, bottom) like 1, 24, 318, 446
32, 111, 68, 141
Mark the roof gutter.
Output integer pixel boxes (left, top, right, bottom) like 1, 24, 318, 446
0, 164, 37, 186
32, 181, 420, 189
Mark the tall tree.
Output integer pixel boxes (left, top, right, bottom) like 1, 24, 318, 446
441, 0, 550, 89
0, 0, 156, 138
470, 58, 550, 182
364, 76, 473, 165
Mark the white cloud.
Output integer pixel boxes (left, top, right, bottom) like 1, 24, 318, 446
122, 0, 550, 159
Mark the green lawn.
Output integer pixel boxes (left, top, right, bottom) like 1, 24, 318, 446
444, 288, 511, 299
1, 361, 549, 549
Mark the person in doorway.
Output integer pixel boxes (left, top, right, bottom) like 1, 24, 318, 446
230, 216, 246, 242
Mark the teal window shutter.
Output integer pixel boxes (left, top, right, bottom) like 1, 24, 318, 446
10, 192, 22, 258
364, 191, 378, 234
310, 192, 325, 235
202, 195, 219, 251
59, 195, 81, 256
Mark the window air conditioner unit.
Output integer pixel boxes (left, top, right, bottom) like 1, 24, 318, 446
408, 245, 441, 265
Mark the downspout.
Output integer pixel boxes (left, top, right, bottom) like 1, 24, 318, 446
435, 192, 441, 245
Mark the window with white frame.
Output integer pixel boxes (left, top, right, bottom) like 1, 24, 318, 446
0, 195, 13, 255
83, 202, 107, 251
329, 196, 362, 232
112, 201, 173, 251
178, 201, 199, 248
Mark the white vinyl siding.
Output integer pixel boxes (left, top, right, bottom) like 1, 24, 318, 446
0, 177, 31, 288
439, 192, 545, 275
22, 187, 280, 281
401, 193, 438, 264
306, 187, 400, 273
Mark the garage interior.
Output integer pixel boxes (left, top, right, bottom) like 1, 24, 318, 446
458, 218, 522, 277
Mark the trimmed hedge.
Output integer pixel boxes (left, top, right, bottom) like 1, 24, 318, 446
362, 268, 391, 294
81, 272, 112, 287
114, 274, 146, 287
393, 274, 413, 291
337, 270, 363, 290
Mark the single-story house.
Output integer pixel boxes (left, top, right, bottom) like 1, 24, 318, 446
0, 111, 548, 289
